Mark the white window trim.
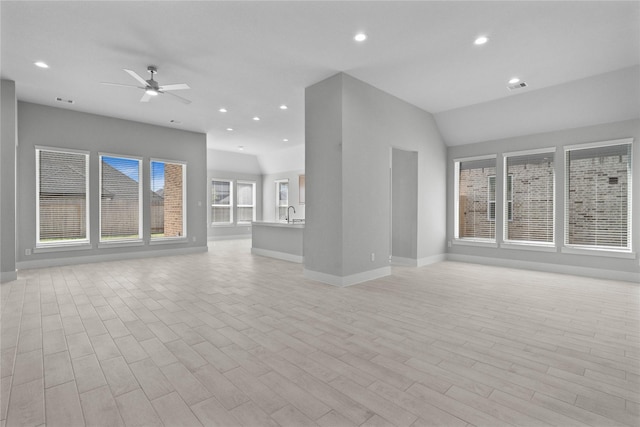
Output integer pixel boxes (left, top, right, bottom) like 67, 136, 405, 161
453, 155, 497, 242
502, 148, 556, 247
211, 178, 234, 225
35, 147, 91, 248
487, 175, 512, 223
563, 139, 633, 253
99, 153, 143, 244
150, 159, 187, 240
237, 180, 256, 225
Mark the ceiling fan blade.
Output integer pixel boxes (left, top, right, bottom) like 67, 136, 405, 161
140, 92, 152, 103
163, 91, 191, 105
124, 69, 149, 86
101, 82, 143, 89
159, 83, 190, 91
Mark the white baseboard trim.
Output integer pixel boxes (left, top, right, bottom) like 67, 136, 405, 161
208, 234, 251, 241
303, 266, 391, 287
446, 253, 640, 283
391, 254, 447, 267
392, 254, 447, 267
418, 254, 447, 267
391, 256, 417, 266
1, 270, 18, 283
251, 248, 303, 264
16, 246, 208, 270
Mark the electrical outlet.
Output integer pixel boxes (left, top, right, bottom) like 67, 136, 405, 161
192, 236, 196, 242
25, 248, 31, 256
370, 252, 375, 262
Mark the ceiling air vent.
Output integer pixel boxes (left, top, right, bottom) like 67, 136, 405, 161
507, 81, 528, 91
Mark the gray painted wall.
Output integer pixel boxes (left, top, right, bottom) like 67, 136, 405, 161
305, 73, 447, 280
16, 102, 208, 267
436, 66, 640, 146
1, 80, 17, 282
447, 119, 640, 279
392, 148, 418, 260
304, 74, 344, 277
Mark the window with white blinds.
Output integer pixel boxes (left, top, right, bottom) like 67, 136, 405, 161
455, 157, 496, 241
36, 148, 89, 246
276, 179, 289, 221
212, 179, 233, 224
504, 151, 555, 244
565, 140, 632, 251
100, 155, 142, 242
237, 181, 256, 224
151, 160, 186, 239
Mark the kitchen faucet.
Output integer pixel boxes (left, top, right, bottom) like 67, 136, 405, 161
286, 206, 296, 223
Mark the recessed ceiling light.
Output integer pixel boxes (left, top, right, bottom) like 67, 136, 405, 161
253, 116, 260, 121
34, 61, 49, 68
226, 128, 234, 131
238, 146, 244, 151
508, 77, 520, 84
219, 108, 227, 113
279, 105, 288, 110
354, 33, 367, 42
474, 36, 489, 45
283, 139, 289, 142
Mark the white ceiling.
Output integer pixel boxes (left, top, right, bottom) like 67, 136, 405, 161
2, 1, 638, 155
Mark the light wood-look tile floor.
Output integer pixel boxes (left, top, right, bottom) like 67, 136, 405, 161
1, 239, 638, 427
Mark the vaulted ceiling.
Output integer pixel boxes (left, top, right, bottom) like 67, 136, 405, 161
2, 1, 638, 155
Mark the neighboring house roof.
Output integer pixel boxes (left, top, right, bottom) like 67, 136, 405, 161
40, 154, 163, 200
101, 162, 140, 200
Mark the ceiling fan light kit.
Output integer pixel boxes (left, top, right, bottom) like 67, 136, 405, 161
101, 65, 191, 104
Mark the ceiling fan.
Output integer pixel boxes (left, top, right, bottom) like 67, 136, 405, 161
101, 66, 191, 104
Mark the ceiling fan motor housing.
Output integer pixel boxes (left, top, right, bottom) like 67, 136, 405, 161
146, 66, 159, 90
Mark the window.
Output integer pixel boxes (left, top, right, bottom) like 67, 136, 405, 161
100, 155, 142, 242
211, 179, 233, 224
276, 179, 289, 221
504, 150, 555, 244
299, 175, 306, 205
237, 181, 256, 224
488, 175, 512, 222
454, 157, 496, 240
36, 148, 90, 246
151, 160, 186, 239
565, 139, 632, 251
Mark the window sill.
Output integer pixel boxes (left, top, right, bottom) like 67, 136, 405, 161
211, 223, 235, 227
500, 242, 557, 253
149, 237, 188, 245
561, 246, 636, 259
34, 243, 92, 253
98, 240, 144, 249
452, 239, 498, 248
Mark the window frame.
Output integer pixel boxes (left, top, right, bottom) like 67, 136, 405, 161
99, 153, 143, 244
275, 179, 289, 222
150, 158, 187, 242
487, 175, 513, 222
35, 146, 91, 249
236, 180, 256, 225
502, 148, 556, 247
211, 178, 234, 225
563, 138, 633, 253
453, 154, 497, 244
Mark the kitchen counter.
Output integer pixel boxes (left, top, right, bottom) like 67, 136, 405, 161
251, 221, 304, 263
